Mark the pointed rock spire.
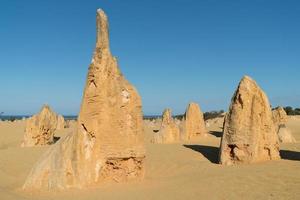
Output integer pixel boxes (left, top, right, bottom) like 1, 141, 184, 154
272, 107, 288, 126
162, 108, 172, 124
96, 9, 110, 50
152, 109, 180, 143
272, 107, 296, 143
219, 76, 280, 165
23, 9, 145, 190
183, 102, 207, 140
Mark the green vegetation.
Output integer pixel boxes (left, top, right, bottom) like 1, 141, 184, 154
283, 107, 300, 115
203, 110, 225, 120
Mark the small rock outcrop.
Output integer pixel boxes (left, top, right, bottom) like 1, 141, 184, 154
65, 119, 77, 128
56, 115, 65, 130
152, 109, 180, 143
182, 102, 207, 140
272, 107, 296, 143
22, 105, 58, 147
219, 76, 280, 165
277, 125, 296, 143
272, 107, 288, 125
23, 9, 145, 190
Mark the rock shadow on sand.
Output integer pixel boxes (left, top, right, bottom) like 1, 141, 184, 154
209, 131, 223, 138
183, 145, 219, 164
280, 150, 300, 161
53, 136, 60, 143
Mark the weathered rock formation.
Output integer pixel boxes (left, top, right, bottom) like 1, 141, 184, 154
56, 115, 65, 130
23, 9, 145, 190
182, 102, 207, 140
272, 107, 288, 125
22, 105, 58, 147
277, 126, 296, 143
152, 109, 180, 143
219, 76, 280, 165
272, 107, 296, 143
65, 119, 77, 129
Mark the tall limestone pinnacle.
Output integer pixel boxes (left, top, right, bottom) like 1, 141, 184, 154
96, 9, 110, 50
23, 9, 145, 190
183, 102, 207, 140
152, 109, 180, 143
219, 76, 280, 165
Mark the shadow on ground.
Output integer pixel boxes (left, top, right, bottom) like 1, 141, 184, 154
280, 150, 300, 161
183, 145, 219, 164
53, 136, 61, 144
209, 131, 223, 137
184, 146, 300, 163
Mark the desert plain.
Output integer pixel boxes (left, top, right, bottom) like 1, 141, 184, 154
0, 115, 299, 200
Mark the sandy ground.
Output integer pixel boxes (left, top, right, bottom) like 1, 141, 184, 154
0, 117, 299, 200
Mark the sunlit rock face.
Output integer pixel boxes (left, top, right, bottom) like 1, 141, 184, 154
182, 102, 207, 140
219, 76, 280, 165
22, 105, 58, 147
23, 9, 145, 190
272, 107, 296, 143
152, 109, 180, 144
56, 115, 65, 130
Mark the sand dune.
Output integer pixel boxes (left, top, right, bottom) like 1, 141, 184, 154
0, 117, 299, 199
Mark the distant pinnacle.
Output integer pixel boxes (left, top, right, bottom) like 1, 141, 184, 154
96, 9, 110, 50
241, 75, 253, 82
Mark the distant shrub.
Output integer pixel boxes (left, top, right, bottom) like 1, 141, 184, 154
143, 115, 160, 120
203, 110, 225, 121
283, 106, 300, 115
173, 110, 225, 121
7, 117, 17, 122
173, 114, 184, 120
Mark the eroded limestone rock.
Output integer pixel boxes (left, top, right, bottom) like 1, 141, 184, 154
23, 9, 145, 190
219, 76, 280, 165
272, 107, 296, 143
182, 102, 207, 140
272, 107, 288, 125
277, 125, 296, 143
56, 115, 65, 130
22, 105, 58, 147
152, 109, 180, 143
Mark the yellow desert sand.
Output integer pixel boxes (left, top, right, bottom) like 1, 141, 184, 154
0, 116, 300, 199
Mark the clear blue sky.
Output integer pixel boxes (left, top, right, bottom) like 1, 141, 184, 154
0, 0, 299, 115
